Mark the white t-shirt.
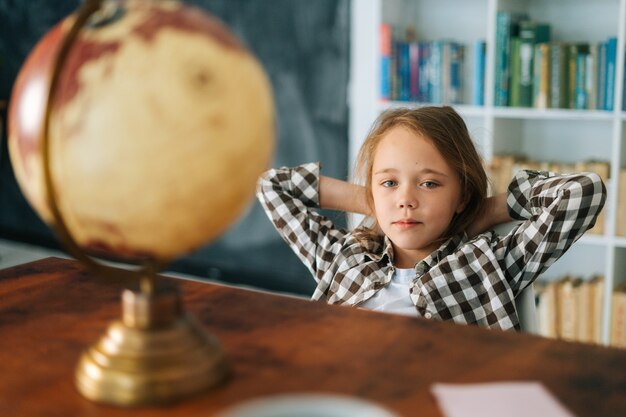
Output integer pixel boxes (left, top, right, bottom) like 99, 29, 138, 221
359, 268, 418, 317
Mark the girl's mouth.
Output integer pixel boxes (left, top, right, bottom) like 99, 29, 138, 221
393, 219, 420, 227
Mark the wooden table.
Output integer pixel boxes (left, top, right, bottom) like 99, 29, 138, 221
1, 257, 625, 416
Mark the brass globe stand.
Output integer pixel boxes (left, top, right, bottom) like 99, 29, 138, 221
74, 278, 229, 405
41, 0, 229, 405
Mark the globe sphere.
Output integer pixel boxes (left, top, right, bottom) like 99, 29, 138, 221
8, 0, 275, 262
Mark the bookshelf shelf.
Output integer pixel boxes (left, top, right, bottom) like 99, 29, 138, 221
350, 0, 626, 346
492, 107, 615, 121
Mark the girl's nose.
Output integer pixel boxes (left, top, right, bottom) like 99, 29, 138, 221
398, 188, 417, 209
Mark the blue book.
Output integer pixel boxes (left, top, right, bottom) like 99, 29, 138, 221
430, 40, 444, 104
397, 41, 411, 101
418, 41, 431, 102
604, 37, 617, 111
473, 39, 486, 106
448, 42, 464, 104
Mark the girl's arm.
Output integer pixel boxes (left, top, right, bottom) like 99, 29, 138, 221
319, 175, 369, 215
496, 170, 606, 292
256, 163, 348, 280
466, 193, 512, 237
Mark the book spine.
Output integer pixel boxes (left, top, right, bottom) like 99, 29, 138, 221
494, 12, 520, 106
598, 41, 607, 110
430, 40, 443, 104
418, 41, 431, 102
549, 43, 564, 108
409, 41, 419, 101
448, 42, 464, 104
509, 37, 522, 107
519, 21, 551, 107
605, 37, 617, 111
575, 51, 588, 109
380, 23, 392, 101
533, 43, 550, 108
586, 43, 598, 110
398, 41, 411, 101
567, 44, 579, 109
473, 39, 486, 106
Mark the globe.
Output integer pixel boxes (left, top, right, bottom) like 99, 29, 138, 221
7, 0, 275, 264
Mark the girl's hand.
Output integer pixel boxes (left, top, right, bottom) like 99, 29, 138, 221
466, 193, 512, 237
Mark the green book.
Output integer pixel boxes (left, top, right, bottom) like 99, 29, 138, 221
519, 21, 551, 107
549, 42, 569, 108
510, 37, 522, 107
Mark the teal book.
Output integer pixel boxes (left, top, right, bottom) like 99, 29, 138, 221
567, 44, 588, 108
473, 39, 486, 105
519, 21, 551, 107
494, 11, 526, 106
605, 36, 617, 111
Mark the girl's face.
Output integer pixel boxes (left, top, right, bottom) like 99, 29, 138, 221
371, 126, 466, 268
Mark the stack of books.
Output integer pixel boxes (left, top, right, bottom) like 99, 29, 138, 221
494, 11, 618, 110
535, 277, 626, 349
380, 24, 483, 105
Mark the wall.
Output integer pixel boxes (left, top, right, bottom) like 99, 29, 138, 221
0, 0, 350, 295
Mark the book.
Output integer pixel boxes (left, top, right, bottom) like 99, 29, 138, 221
568, 44, 589, 109
597, 41, 607, 110
549, 42, 569, 108
380, 23, 392, 100
418, 41, 431, 102
409, 41, 419, 101
610, 284, 626, 348
575, 49, 589, 109
617, 169, 626, 236
604, 37, 617, 111
494, 11, 526, 106
589, 275, 605, 344
509, 37, 522, 107
558, 277, 582, 341
519, 21, 551, 107
533, 43, 550, 108
430, 40, 444, 104
586, 43, 599, 110
537, 280, 559, 338
473, 39, 486, 106
445, 42, 464, 104
397, 41, 411, 101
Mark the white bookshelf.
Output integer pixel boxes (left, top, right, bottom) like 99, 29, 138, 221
349, 0, 626, 344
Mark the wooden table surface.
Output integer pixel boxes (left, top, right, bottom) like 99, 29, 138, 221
1, 257, 625, 416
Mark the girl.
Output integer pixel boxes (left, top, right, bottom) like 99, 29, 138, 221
257, 106, 606, 330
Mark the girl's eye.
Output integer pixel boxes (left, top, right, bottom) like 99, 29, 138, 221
422, 181, 439, 189
381, 180, 397, 188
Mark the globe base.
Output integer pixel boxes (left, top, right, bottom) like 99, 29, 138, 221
75, 280, 229, 406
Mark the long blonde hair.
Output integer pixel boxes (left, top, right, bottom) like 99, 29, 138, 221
354, 106, 488, 242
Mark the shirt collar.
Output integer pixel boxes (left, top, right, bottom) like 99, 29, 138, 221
364, 233, 467, 269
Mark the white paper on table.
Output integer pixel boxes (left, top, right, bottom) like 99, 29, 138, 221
431, 381, 576, 417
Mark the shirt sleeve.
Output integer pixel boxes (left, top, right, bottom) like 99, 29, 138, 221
496, 169, 607, 293
256, 162, 347, 280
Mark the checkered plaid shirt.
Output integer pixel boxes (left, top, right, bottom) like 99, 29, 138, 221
257, 162, 606, 330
